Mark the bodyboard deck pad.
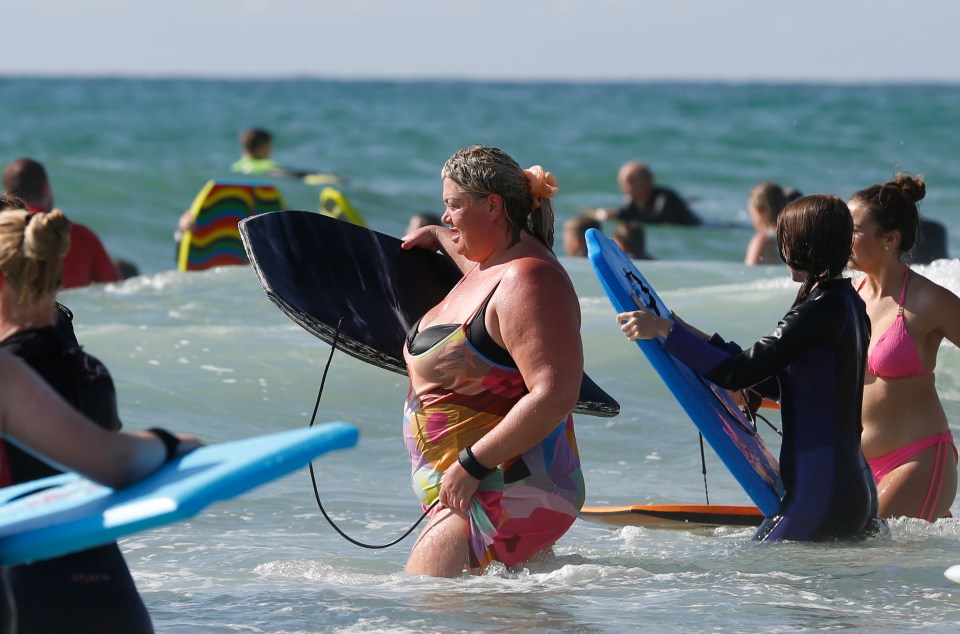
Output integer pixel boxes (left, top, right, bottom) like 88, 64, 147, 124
586, 228, 782, 515
0, 423, 358, 566
177, 179, 286, 271
239, 210, 619, 417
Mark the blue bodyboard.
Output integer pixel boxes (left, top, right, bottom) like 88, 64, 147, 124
0, 423, 358, 566
586, 229, 783, 516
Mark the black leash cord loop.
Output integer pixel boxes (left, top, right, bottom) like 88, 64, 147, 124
738, 389, 783, 437
698, 432, 710, 505
626, 268, 712, 504
307, 316, 436, 549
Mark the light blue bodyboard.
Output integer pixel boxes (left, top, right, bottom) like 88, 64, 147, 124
0, 423, 358, 566
586, 228, 783, 516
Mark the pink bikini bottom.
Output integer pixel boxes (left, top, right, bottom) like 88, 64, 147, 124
867, 430, 957, 521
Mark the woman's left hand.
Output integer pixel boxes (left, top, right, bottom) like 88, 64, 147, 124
616, 304, 673, 341
438, 461, 481, 518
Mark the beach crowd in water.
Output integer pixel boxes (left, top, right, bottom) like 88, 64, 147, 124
0, 128, 957, 631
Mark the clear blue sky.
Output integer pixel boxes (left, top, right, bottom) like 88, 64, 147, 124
4, 0, 959, 82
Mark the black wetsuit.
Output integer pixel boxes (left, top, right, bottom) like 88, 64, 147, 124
614, 186, 701, 226
662, 279, 880, 541
0, 305, 154, 633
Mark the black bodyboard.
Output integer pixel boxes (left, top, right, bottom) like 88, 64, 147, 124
239, 210, 619, 417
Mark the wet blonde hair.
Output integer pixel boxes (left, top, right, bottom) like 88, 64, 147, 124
0, 209, 71, 304
749, 181, 787, 224
441, 145, 556, 248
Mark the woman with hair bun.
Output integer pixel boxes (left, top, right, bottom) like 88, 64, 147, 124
399, 145, 585, 576
0, 207, 189, 633
848, 174, 960, 521
617, 195, 880, 541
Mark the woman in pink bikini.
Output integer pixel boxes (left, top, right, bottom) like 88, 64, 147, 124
399, 146, 585, 577
848, 174, 960, 521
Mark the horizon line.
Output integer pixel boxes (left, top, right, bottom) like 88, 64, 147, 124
3, 71, 960, 87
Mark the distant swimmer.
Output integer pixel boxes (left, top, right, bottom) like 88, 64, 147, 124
613, 219, 654, 260
848, 174, 960, 521
593, 161, 700, 226
618, 195, 882, 542
405, 211, 443, 236
2, 158, 122, 289
914, 218, 950, 264
562, 214, 602, 257
231, 127, 282, 175
231, 127, 347, 186
744, 181, 787, 266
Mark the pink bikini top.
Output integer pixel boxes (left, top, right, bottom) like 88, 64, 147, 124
859, 268, 933, 379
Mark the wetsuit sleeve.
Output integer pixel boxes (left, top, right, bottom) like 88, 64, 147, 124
697, 332, 780, 399
654, 189, 701, 226
663, 296, 838, 390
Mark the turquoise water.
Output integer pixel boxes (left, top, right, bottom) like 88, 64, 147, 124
3, 78, 960, 632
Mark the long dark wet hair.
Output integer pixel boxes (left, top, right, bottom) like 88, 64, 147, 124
777, 194, 853, 308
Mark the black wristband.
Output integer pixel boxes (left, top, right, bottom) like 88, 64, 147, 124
146, 427, 181, 463
457, 446, 493, 480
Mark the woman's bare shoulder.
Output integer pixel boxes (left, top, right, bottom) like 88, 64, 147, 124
504, 250, 572, 291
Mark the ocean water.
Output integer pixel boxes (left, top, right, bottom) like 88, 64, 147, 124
3, 78, 960, 632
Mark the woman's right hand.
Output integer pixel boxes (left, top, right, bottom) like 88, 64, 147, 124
401, 225, 442, 251
172, 433, 204, 457
438, 460, 481, 518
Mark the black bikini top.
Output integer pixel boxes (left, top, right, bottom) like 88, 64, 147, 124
406, 283, 516, 368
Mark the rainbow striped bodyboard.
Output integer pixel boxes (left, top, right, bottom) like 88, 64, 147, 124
177, 180, 286, 271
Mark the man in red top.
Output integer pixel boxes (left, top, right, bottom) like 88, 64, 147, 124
2, 158, 121, 289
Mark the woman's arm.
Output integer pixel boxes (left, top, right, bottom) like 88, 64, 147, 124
928, 280, 960, 352
616, 294, 712, 343
617, 301, 781, 402
400, 225, 473, 273
0, 351, 201, 488
665, 297, 833, 390
745, 233, 764, 265
475, 259, 583, 462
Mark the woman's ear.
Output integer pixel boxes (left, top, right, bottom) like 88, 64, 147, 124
486, 193, 504, 219
883, 229, 902, 252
